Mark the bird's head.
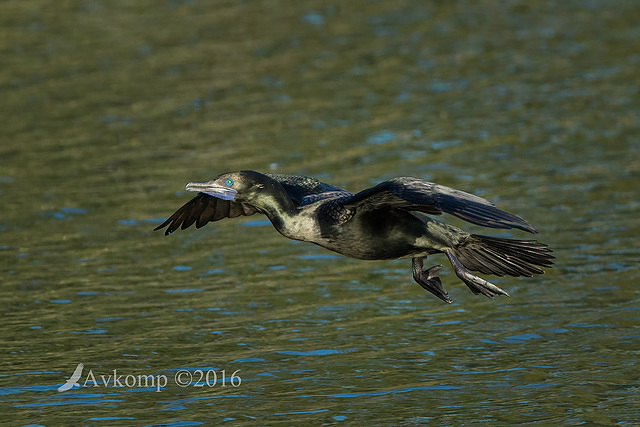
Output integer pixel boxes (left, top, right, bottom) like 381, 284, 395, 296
185, 170, 275, 204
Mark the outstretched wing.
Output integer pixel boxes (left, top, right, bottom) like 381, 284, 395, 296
267, 173, 349, 205
154, 193, 259, 235
342, 177, 537, 233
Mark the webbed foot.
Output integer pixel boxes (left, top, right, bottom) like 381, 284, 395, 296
412, 257, 453, 304
445, 251, 510, 298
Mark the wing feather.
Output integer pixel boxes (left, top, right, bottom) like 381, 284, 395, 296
267, 173, 349, 204
154, 193, 259, 235
343, 177, 537, 233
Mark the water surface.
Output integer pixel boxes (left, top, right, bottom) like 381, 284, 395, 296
1, 0, 639, 425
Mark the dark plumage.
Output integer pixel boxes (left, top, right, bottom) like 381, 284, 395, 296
155, 171, 554, 303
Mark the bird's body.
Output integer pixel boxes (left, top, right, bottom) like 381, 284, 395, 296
155, 171, 553, 303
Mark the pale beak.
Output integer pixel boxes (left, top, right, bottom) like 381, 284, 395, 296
185, 180, 237, 201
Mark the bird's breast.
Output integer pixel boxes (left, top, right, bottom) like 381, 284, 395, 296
275, 213, 319, 243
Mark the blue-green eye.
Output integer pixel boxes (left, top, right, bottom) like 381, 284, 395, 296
225, 178, 233, 186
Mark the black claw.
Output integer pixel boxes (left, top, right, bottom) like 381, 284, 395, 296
412, 258, 453, 303
425, 264, 443, 280
445, 251, 509, 298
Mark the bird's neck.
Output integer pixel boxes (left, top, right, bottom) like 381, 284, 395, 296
255, 189, 299, 235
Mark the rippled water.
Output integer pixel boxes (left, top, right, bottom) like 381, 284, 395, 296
2, 0, 639, 425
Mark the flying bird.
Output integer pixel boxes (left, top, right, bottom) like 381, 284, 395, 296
155, 171, 553, 303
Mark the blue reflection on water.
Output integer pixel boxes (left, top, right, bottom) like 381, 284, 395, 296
298, 254, 340, 260
142, 422, 203, 427
275, 350, 341, 356
294, 385, 462, 399
199, 268, 224, 276
366, 130, 396, 145
503, 333, 543, 342
240, 219, 271, 227
233, 358, 266, 363
301, 11, 325, 26
274, 409, 328, 416
43, 207, 87, 219
70, 328, 107, 334
59, 207, 87, 215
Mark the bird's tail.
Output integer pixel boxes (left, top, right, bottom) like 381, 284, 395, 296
452, 234, 554, 277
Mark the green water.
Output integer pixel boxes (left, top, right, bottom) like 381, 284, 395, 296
2, 0, 639, 425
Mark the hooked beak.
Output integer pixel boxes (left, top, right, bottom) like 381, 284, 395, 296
185, 180, 237, 201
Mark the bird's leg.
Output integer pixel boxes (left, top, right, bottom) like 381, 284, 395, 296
444, 251, 510, 298
412, 257, 453, 304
